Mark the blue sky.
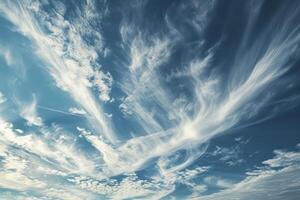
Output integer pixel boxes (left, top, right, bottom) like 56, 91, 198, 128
0, 0, 300, 199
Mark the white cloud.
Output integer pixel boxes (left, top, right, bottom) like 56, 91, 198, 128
43, 188, 93, 200
0, 0, 116, 143
0, 1, 299, 200
203, 176, 234, 189
192, 146, 300, 200
0, 48, 13, 66
3, 49, 12, 66
262, 149, 300, 168
1, 0, 297, 181
69, 172, 175, 200
20, 97, 43, 127
68, 107, 87, 115
2, 154, 28, 172
92, 69, 113, 102
0, 118, 96, 176
0, 91, 6, 104
210, 145, 244, 166
0, 171, 46, 191
0, 143, 46, 192
109, 0, 300, 174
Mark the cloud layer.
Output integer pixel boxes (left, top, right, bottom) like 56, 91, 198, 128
0, 0, 300, 199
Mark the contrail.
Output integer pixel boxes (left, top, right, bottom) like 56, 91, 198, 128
37, 105, 87, 118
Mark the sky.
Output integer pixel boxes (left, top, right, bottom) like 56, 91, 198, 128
0, 0, 300, 199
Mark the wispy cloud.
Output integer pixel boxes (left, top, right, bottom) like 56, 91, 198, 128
210, 144, 245, 166
192, 144, 300, 200
0, 91, 6, 104
0, 48, 13, 66
0, 0, 116, 142
0, 0, 299, 199
68, 107, 87, 115
19, 96, 43, 126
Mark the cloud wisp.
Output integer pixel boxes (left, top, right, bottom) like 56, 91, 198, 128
0, 0, 300, 199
